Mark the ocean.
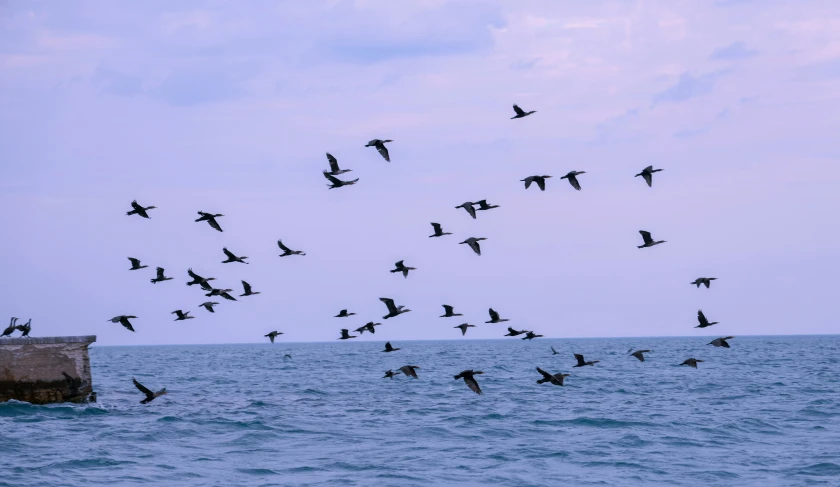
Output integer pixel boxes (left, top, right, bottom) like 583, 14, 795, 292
2, 336, 839, 486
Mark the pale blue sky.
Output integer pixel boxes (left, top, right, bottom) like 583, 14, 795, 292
2, 1, 838, 345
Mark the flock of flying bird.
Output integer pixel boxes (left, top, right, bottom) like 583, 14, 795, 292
3, 104, 734, 402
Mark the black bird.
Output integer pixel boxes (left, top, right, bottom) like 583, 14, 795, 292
365, 139, 393, 162
15, 319, 31, 337
429, 222, 452, 238
474, 199, 499, 211
109, 315, 137, 332
240, 280, 260, 297
485, 308, 509, 323
551, 345, 559, 355
536, 367, 570, 386
325, 153, 352, 175
62, 371, 87, 399
560, 170, 586, 191
459, 237, 487, 256
127, 258, 148, 270
709, 336, 734, 348
339, 329, 356, 340
504, 327, 527, 337
522, 331, 543, 340
454, 370, 484, 394
695, 309, 718, 328
630, 349, 651, 362
196, 211, 224, 232
265, 331, 283, 343
172, 310, 193, 321
126, 200, 156, 219
355, 322, 380, 335
383, 369, 401, 379
283, 354, 292, 359
637, 230, 666, 248
455, 323, 475, 336
635, 165, 663, 187
383, 341, 400, 352
380, 297, 411, 319
574, 354, 600, 367
199, 302, 219, 313
390, 260, 416, 278
455, 201, 477, 219
277, 240, 305, 257
2, 317, 18, 337
691, 277, 718, 289
399, 365, 420, 378
440, 305, 463, 318
132, 377, 168, 404
150, 267, 173, 284
680, 358, 704, 369
221, 247, 248, 264
335, 309, 356, 318
521, 175, 552, 191
186, 269, 215, 290
323, 171, 359, 189
511, 104, 536, 119
205, 287, 237, 301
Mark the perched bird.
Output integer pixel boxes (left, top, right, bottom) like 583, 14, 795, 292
474, 199, 499, 211
455, 323, 475, 336
522, 331, 543, 340
383, 341, 400, 352
637, 230, 666, 248
630, 349, 651, 362
709, 336, 734, 348
380, 297, 411, 319
383, 369, 401, 379
2, 317, 18, 337
172, 310, 193, 321
132, 377, 168, 404
15, 319, 31, 337
455, 202, 477, 219
691, 277, 718, 289
440, 305, 463, 318
635, 165, 663, 187
199, 302, 219, 313
536, 367, 570, 386
355, 322, 380, 335
485, 308, 509, 324
429, 222, 452, 238
551, 345, 559, 355
277, 240, 305, 257
205, 288, 237, 301
511, 104, 536, 119
150, 267, 173, 284
454, 370, 484, 394
127, 258, 148, 271
460, 237, 487, 256
323, 171, 359, 189
265, 331, 283, 343
574, 354, 600, 367
109, 315, 137, 332
325, 153, 352, 175
521, 175, 552, 191
126, 200, 156, 219
335, 309, 356, 318
195, 212, 224, 232
338, 329, 357, 340
390, 260, 416, 278
399, 365, 420, 378
365, 139, 393, 162
560, 170, 587, 191
186, 269, 215, 290
504, 327, 527, 337
680, 358, 704, 369
695, 310, 718, 329
240, 280, 260, 297
221, 247, 248, 264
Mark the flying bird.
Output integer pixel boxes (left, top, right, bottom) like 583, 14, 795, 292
691, 277, 718, 289
459, 237, 487, 256
453, 370, 484, 394
380, 297, 411, 319
240, 280, 260, 297
383, 369, 401, 379
429, 222, 452, 238
709, 336, 734, 348
455, 202, 477, 219
536, 367, 570, 386
172, 310, 193, 321
15, 319, 31, 337
196, 212, 224, 232
695, 310, 718, 328
522, 331, 543, 340
440, 305, 463, 318
383, 341, 400, 352
199, 302, 219, 313
474, 199, 499, 211
221, 247, 248, 264
150, 267, 173, 284
560, 170, 586, 191
365, 139, 393, 161
2, 317, 18, 337
323, 171, 359, 189
680, 358, 704, 369
511, 104, 536, 119
205, 287, 237, 301
504, 327, 527, 337
574, 354, 600, 367
455, 323, 475, 336
635, 166, 663, 187
335, 309, 355, 318
355, 322, 380, 335
186, 269, 215, 290
127, 258, 148, 271
637, 230, 666, 248
629, 349, 651, 362
399, 365, 420, 378
132, 377, 168, 404
485, 308, 509, 323
325, 153, 352, 175
265, 331, 283, 343
109, 315, 137, 332
126, 200, 156, 219
521, 175, 552, 191
277, 240, 305, 257
390, 260, 416, 278
338, 329, 357, 340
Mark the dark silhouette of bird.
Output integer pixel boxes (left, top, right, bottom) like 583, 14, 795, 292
440, 305, 463, 318
221, 247, 248, 264
691, 277, 718, 289
680, 358, 704, 369
200, 302, 219, 313
323, 171, 359, 189
460, 237, 487, 256
504, 327, 527, 336
522, 175, 552, 191
150, 267, 173, 284
240, 280, 260, 297
635, 166, 663, 187
127, 258, 147, 270
205, 287, 237, 301
380, 297, 411, 319
383, 341, 400, 352
196, 211, 224, 232
325, 153, 352, 175
339, 329, 356, 340
454, 370, 484, 394
522, 331, 543, 340
2, 317, 18, 337
132, 378, 168, 404
399, 365, 420, 378
485, 308, 509, 323
283, 354, 292, 359
455, 323, 475, 336
172, 310, 193, 321
277, 240, 305, 257
109, 315, 136, 332
638, 230, 666, 248
560, 171, 586, 191
709, 336, 734, 348
695, 310, 718, 328
455, 201, 477, 219
265, 331, 282, 343
536, 367, 570, 386
574, 354, 600, 367
126, 200, 156, 219
355, 322, 380, 335
186, 269, 215, 290
61, 371, 87, 399
383, 369, 401, 379
429, 222, 452, 238
551, 345, 559, 355
511, 104, 536, 119
630, 349, 651, 362
15, 319, 31, 337
335, 309, 355, 318
390, 260, 416, 278
365, 139, 393, 161
474, 199, 499, 211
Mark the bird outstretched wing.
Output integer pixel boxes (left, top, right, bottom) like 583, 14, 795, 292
132, 378, 154, 399
513, 104, 525, 116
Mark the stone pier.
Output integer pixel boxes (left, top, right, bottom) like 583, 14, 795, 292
0, 336, 96, 404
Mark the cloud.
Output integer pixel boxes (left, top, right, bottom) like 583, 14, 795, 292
651, 70, 729, 107
674, 107, 731, 138
710, 41, 759, 60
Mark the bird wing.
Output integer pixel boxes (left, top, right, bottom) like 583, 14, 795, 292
323, 171, 342, 184
468, 240, 481, 255
536, 178, 546, 191
443, 305, 454, 314
703, 279, 711, 288
326, 153, 338, 171
523, 177, 533, 189
277, 240, 291, 252
489, 308, 499, 321
380, 297, 397, 313
132, 378, 154, 399
155, 267, 165, 279
207, 217, 223, 232
394, 260, 404, 269
384, 341, 392, 351
223, 248, 236, 259
643, 165, 653, 172
378, 145, 390, 162
128, 258, 140, 267
698, 310, 708, 325
513, 104, 525, 116
130, 200, 142, 210
464, 376, 482, 394
574, 354, 585, 366
431, 222, 442, 234
242, 281, 252, 293
536, 367, 553, 380
188, 269, 200, 280
551, 346, 557, 354
632, 351, 645, 362
569, 175, 581, 191
466, 205, 476, 219
642, 172, 652, 187
639, 230, 652, 244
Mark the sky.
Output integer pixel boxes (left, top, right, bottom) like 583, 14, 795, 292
1, 0, 839, 346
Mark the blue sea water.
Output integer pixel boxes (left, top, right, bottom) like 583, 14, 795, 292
2, 336, 840, 487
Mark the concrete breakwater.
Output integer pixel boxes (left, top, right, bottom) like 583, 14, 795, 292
0, 336, 96, 404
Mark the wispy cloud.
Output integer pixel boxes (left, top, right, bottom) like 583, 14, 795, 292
651, 70, 730, 107
710, 41, 759, 60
